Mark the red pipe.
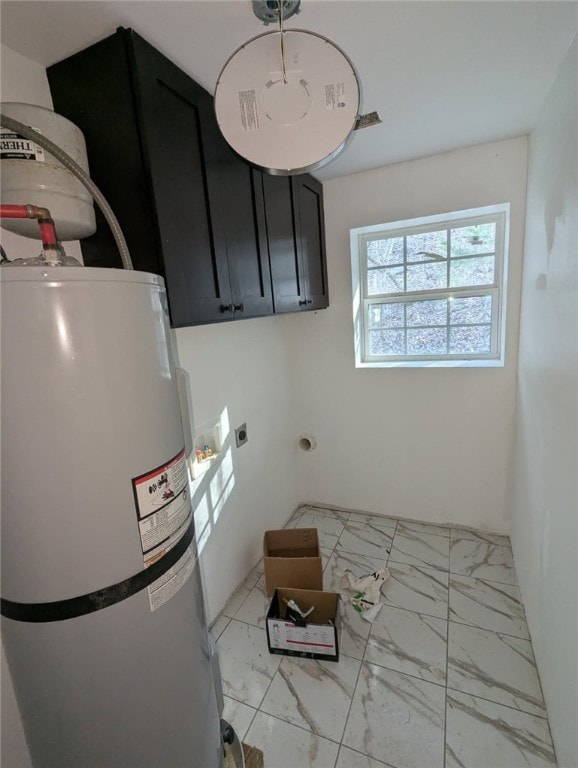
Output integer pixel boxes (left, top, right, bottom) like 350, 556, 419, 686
0, 204, 35, 218
0, 203, 59, 248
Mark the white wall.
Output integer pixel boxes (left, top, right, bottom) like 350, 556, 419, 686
510, 37, 578, 767
288, 138, 528, 533
175, 318, 298, 620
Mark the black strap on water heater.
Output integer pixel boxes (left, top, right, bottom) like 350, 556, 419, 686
0, 520, 195, 623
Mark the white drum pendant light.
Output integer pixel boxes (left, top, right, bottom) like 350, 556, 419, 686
214, 28, 360, 175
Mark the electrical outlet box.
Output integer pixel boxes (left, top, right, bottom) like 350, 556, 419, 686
235, 423, 248, 448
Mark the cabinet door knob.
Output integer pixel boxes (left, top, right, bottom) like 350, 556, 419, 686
220, 303, 234, 313
234, 303, 244, 312
307, 299, 313, 304
298, 299, 307, 306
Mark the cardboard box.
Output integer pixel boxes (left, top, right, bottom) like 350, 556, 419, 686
263, 528, 322, 596
266, 588, 340, 661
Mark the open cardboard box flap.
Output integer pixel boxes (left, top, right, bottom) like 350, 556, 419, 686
263, 528, 323, 596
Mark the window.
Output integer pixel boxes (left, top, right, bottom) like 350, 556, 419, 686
351, 204, 509, 367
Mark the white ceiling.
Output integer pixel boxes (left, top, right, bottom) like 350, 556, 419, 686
1, 1, 576, 180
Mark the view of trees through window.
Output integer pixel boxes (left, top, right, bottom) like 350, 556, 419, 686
357, 213, 505, 361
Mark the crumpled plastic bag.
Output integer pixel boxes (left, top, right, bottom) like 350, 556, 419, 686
340, 568, 390, 622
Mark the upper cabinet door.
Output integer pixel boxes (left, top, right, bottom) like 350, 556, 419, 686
292, 175, 329, 311
203, 135, 273, 320
262, 174, 306, 313
129, 32, 233, 327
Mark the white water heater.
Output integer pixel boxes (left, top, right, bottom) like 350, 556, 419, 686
0, 267, 222, 767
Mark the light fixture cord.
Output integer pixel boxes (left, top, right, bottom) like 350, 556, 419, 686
278, 1, 287, 83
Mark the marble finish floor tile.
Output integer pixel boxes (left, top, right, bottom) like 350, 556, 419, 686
218, 619, 282, 708
285, 511, 304, 528
382, 562, 449, 619
325, 549, 389, 595
336, 746, 392, 768
321, 547, 333, 571
304, 505, 351, 524
336, 521, 394, 559
348, 511, 398, 531
343, 663, 446, 768
222, 695, 257, 742
297, 511, 346, 548
218, 508, 554, 768
397, 520, 450, 538
233, 578, 270, 629
447, 622, 546, 717
450, 527, 511, 546
260, 654, 361, 742
389, 529, 450, 571
365, 605, 447, 684
245, 712, 340, 768
339, 600, 373, 660
446, 690, 556, 768
209, 614, 230, 640
222, 582, 254, 618
238, 559, 265, 590
450, 536, 517, 585
449, 574, 529, 639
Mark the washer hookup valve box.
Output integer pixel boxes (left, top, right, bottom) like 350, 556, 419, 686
266, 588, 341, 662
263, 528, 322, 596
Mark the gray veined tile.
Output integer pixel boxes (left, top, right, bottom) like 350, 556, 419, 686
222, 695, 257, 742
260, 654, 361, 742
389, 529, 450, 571
336, 746, 393, 768
343, 663, 445, 768
339, 599, 372, 660
397, 520, 450, 538
218, 619, 282, 708
321, 547, 334, 571
348, 511, 398, 531
307, 505, 351, 524
297, 511, 346, 548
382, 562, 449, 619
244, 560, 264, 589
284, 510, 304, 528
233, 578, 270, 629
450, 536, 517, 585
446, 690, 556, 768
450, 527, 511, 547
222, 581, 253, 618
447, 622, 546, 717
365, 604, 447, 684
244, 712, 340, 768
325, 549, 389, 595
209, 613, 230, 640
449, 574, 529, 639
336, 521, 394, 559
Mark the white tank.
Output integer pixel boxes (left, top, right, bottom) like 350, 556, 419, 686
0, 266, 222, 768
0, 103, 96, 240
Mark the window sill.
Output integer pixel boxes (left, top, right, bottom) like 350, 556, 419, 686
355, 358, 505, 369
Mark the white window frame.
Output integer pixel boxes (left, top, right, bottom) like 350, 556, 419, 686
350, 204, 510, 368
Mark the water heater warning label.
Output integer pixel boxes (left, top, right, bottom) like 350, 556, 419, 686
132, 449, 196, 611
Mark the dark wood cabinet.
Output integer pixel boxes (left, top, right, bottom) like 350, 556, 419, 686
48, 28, 272, 326
262, 175, 329, 314
48, 27, 327, 327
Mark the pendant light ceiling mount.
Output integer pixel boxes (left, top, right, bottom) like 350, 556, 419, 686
252, 0, 301, 25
